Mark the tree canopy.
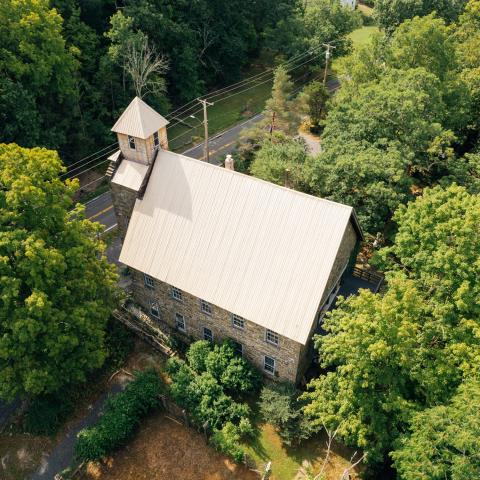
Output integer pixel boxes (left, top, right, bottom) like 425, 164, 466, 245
0, 144, 118, 400
391, 379, 480, 480
302, 184, 480, 465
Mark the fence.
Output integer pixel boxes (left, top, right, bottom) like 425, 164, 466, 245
352, 266, 384, 293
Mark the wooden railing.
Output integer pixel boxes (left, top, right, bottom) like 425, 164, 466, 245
113, 304, 175, 358
352, 266, 384, 292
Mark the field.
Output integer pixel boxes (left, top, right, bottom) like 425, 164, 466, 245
348, 25, 380, 48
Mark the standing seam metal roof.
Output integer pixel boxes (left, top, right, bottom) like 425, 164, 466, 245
119, 149, 356, 345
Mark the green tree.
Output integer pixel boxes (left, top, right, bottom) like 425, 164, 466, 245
0, 0, 78, 150
322, 68, 452, 177
392, 379, 480, 480
259, 382, 313, 446
264, 65, 299, 135
374, 0, 468, 32
304, 143, 412, 233
299, 81, 330, 130
0, 144, 118, 400
250, 134, 309, 189
302, 185, 480, 465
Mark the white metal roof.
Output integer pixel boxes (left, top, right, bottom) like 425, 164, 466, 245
119, 150, 356, 344
111, 97, 169, 139
111, 159, 149, 191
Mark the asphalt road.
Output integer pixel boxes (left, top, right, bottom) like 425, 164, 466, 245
85, 113, 264, 230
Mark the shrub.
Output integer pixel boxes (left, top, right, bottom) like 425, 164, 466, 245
23, 395, 75, 436
186, 340, 212, 373
210, 422, 246, 463
75, 369, 163, 461
259, 382, 313, 445
104, 317, 134, 369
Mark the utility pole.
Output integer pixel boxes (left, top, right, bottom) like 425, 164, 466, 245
197, 98, 214, 162
322, 43, 336, 86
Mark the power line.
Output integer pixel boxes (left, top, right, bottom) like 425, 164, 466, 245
66, 142, 117, 170
70, 45, 331, 181
164, 45, 326, 121
61, 147, 118, 178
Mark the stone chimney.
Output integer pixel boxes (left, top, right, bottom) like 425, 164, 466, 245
225, 154, 235, 171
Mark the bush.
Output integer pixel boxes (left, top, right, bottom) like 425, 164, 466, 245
23, 395, 75, 436
75, 369, 163, 461
186, 340, 211, 373
104, 317, 134, 369
259, 382, 313, 445
210, 422, 247, 463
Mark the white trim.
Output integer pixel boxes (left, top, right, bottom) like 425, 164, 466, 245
232, 313, 245, 330
264, 355, 276, 375
150, 301, 160, 318
200, 299, 212, 315
203, 326, 214, 342
144, 274, 155, 289
175, 312, 186, 332
265, 329, 279, 346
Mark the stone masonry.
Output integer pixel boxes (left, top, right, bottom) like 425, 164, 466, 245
127, 219, 359, 384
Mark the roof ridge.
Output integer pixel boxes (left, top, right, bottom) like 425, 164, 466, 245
161, 149, 354, 212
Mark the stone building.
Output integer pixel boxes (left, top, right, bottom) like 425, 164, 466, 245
109, 97, 363, 384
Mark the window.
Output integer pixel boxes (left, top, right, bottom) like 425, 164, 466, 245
150, 301, 159, 318
172, 287, 183, 302
144, 274, 155, 289
175, 313, 186, 332
232, 314, 245, 330
153, 131, 160, 149
203, 327, 213, 342
231, 340, 243, 356
128, 135, 136, 150
265, 329, 279, 346
200, 299, 212, 315
264, 356, 275, 375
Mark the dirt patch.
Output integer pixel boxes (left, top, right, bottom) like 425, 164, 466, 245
0, 434, 52, 480
80, 412, 258, 480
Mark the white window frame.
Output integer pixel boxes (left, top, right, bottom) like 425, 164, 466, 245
144, 274, 155, 289
153, 131, 160, 149
265, 329, 279, 346
128, 135, 136, 150
171, 286, 183, 302
232, 314, 245, 330
150, 301, 160, 318
264, 355, 276, 375
203, 326, 214, 342
200, 299, 212, 315
175, 313, 186, 333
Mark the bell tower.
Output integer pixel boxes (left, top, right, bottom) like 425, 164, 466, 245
109, 97, 169, 240
111, 96, 169, 165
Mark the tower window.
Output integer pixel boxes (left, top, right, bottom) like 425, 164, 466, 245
144, 274, 155, 289
153, 131, 160, 149
171, 287, 183, 302
232, 314, 245, 330
150, 301, 160, 318
128, 135, 136, 150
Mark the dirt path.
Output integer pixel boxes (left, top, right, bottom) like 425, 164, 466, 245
80, 413, 258, 480
29, 384, 124, 480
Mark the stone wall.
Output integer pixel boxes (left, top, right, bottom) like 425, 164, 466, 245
129, 268, 304, 383
296, 219, 360, 379
110, 182, 138, 239
124, 219, 359, 384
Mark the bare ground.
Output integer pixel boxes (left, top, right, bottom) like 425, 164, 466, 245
80, 413, 259, 480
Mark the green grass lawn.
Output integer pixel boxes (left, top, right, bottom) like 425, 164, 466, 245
242, 422, 362, 480
167, 77, 273, 151
348, 25, 380, 48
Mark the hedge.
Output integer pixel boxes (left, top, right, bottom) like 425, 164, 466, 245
75, 369, 163, 461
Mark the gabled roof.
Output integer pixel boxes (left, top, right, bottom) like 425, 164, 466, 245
111, 97, 169, 139
119, 150, 360, 345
